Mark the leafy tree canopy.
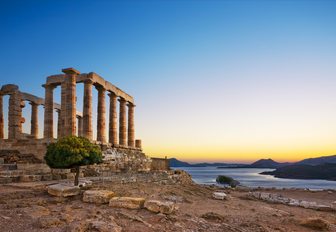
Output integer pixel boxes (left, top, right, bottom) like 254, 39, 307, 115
45, 136, 103, 169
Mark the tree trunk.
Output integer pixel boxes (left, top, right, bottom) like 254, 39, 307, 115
74, 166, 80, 186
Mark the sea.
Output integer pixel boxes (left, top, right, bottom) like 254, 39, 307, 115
177, 167, 336, 190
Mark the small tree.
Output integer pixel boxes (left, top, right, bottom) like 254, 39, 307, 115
45, 136, 103, 186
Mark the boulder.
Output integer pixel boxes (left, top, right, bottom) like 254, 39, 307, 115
332, 201, 336, 209
300, 217, 330, 231
83, 190, 115, 204
109, 197, 145, 209
212, 192, 227, 200
144, 200, 175, 214
47, 184, 80, 197
88, 220, 122, 232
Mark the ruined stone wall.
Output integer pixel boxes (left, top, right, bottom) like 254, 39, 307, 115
150, 157, 170, 171
0, 139, 47, 163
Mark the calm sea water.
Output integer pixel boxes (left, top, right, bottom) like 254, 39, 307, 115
177, 167, 336, 190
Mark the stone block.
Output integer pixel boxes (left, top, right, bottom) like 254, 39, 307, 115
144, 200, 176, 214
109, 197, 145, 209
47, 184, 80, 197
212, 192, 227, 200
83, 190, 115, 204
0, 158, 4, 164
19, 175, 42, 182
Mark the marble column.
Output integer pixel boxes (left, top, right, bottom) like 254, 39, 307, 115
127, 102, 135, 147
56, 109, 61, 139
0, 94, 3, 139
62, 68, 78, 136
83, 79, 93, 140
43, 84, 55, 139
96, 85, 106, 143
30, 102, 38, 138
59, 80, 66, 138
77, 115, 83, 137
108, 92, 117, 144
119, 97, 127, 146
135, 139, 142, 149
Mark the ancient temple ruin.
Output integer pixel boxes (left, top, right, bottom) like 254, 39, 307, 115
0, 68, 168, 183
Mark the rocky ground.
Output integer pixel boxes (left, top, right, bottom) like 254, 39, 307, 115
0, 176, 335, 232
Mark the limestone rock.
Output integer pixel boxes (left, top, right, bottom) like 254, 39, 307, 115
47, 183, 80, 197
88, 220, 122, 232
83, 190, 115, 204
37, 216, 63, 229
144, 200, 175, 214
109, 197, 145, 209
300, 217, 330, 231
212, 192, 227, 200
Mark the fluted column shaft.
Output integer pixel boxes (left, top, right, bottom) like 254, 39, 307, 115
59, 81, 66, 138
30, 102, 38, 138
96, 85, 106, 143
56, 109, 61, 139
43, 84, 55, 139
83, 80, 93, 140
108, 92, 118, 144
119, 98, 127, 146
63, 73, 76, 136
127, 103, 135, 147
0, 95, 3, 139
77, 116, 83, 137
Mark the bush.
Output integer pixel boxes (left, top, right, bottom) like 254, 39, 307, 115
216, 175, 240, 188
45, 136, 102, 185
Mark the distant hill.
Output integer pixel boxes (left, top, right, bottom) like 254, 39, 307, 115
295, 155, 336, 166
250, 159, 286, 168
169, 158, 193, 167
168, 158, 242, 167
260, 163, 336, 181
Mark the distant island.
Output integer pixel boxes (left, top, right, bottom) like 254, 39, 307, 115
260, 163, 336, 181
169, 155, 336, 181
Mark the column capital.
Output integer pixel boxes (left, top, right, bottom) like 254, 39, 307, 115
127, 102, 136, 107
62, 67, 80, 75
108, 91, 117, 97
118, 97, 126, 103
42, 83, 57, 90
29, 101, 39, 106
83, 78, 94, 84
95, 84, 106, 91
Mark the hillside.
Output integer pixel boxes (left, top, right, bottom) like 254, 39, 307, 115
250, 158, 289, 168
296, 155, 336, 166
260, 163, 336, 181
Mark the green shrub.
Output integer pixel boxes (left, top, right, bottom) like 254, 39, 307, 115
216, 175, 240, 188
45, 136, 102, 186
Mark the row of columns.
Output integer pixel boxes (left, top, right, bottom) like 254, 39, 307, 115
82, 80, 136, 147
42, 68, 137, 148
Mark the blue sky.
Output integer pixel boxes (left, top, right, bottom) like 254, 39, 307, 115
1, 0, 336, 162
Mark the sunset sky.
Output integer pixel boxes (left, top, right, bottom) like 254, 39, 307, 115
1, 1, 336, 163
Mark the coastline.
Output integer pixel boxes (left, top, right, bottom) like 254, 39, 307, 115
0, 172, 335, 231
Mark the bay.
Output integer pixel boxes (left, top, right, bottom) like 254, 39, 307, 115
178, 167, 336, 190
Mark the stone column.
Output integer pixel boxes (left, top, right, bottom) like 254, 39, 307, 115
77, 115, 83, 137
119, 97, 127, 146
127, 102, 135, 147
135, 139, 142, 149
59, 80, 66, 138
83, 79, 93, 140
56, 109, 61, 138
108, 92, 118, 144
62, 68, 79, 136
30, 102, 39, 139
96, 85, 106, 143
0, 94, 3, 139
43, 84, 55, 139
